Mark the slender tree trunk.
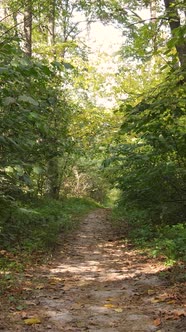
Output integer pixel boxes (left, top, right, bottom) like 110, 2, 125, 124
150, 0, 157, 52
164, 0, 186, 74
46, 157, 60, 199
48, 0, 56, 47
24, 0, 32, 57
150, 0, 157, 23
13, 11, 18, 39
46, 1, 61, 199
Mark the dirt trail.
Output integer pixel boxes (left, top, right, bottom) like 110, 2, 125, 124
2, 209, 186, 331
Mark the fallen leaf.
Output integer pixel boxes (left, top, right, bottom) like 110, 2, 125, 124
24, 274, 33, 278
24, 317, 41, 325
114, 308, 123, 313
154, 318, 161, 326
148, 289, 156, 295
36, 284, 45, 290
22, 287, 32, 291
165, 314, 173, 320
173, 310, 186, 319
104, 304, 116, 308
167, 300, 175, 304
151, 299, 162, 304
16, 305, 25, 311
21, 312, 29, 319
49, 281, 59, 285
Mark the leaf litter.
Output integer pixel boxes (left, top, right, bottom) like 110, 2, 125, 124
0, 209, 185, 331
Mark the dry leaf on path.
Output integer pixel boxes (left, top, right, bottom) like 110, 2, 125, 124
153, 318, 161, 326
24, 317, 41, 325
151, 298, 164, 304
36, 284, 45, 290
173, 310, 186, 319
104, 303, 116, 308
167, 300, 175, 304
114, 308, 123, 313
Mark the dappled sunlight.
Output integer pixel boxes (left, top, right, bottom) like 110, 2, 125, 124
49, 234, 166, 287
7, 209, 185, 332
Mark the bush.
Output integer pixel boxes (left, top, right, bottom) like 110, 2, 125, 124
0, 197, 100, 254
111, 206, 186, 263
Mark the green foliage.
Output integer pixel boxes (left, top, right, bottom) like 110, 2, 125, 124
111, 206, 186, 263
0, 197, 99, 255
105, 70, 186, 226
0, 35, 75, 199
152, 224, 186, 262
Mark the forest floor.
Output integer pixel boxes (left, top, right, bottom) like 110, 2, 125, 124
0, 209, 186, 332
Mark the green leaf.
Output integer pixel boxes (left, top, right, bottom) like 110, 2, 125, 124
3, 97, 16, 106
5, 166, 14, 173
0, 67, 8, 74
0, 136, 7, 144
18, 95, 39, 106
33, 166, 43, 175
63, 62, 74, 70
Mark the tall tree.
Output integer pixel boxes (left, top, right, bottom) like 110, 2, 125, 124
24, 0, 32, 57
164, 0, 186, 76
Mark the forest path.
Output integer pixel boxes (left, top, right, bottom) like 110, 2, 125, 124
3, 209, 186, 331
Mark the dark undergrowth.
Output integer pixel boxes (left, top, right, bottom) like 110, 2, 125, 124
0, 196, 100, 292
110, 207, 186, 280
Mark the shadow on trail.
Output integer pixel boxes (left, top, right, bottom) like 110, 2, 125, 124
5, 209, 186, 332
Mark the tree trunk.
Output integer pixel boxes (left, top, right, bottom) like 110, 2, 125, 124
164, 0, 186, 74
48, 0, 56, 47
150, 0, 157, 23
24, 0, 32, 57
46, 157, 60, 199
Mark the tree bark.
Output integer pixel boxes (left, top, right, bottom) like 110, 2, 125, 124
24, 0, 32, 57
48, 0, 56, 46
150, 0, 157, 23
164, 0, 186, 74
46, 157, 60, 199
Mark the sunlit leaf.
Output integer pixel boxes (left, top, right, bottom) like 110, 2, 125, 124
36, 284, 45, 290
104, 303, 116, 308
114, 308, 123, 312
24, 317, 41, 325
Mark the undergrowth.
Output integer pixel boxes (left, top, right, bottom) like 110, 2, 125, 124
0, 196, 100, 279
111, 207, 186, 265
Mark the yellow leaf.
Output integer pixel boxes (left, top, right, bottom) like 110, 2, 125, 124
151, 298, 163, 304
167, 300, 175, 304
36, 284, 45, 290
104, 303, 116, 308
148, 289, 155, 295
24, 317, 41, 325
114, 308, 123, 313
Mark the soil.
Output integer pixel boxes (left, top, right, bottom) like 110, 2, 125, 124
0, 209, 186, 331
